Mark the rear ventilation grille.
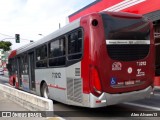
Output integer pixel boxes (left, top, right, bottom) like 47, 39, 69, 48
67, 78, 82, 103
75, 68, 80, 76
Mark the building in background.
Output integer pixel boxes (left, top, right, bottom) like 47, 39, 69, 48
68, 0, 160, 35
69, 0, 160, 22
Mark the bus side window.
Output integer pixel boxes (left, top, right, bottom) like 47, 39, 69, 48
22, 54, 28, 74
48, 37, 66, 67
8, 59, 13, 75
36, 45, 47, 68
21, 56, 24, 74
68, 29, 82, 60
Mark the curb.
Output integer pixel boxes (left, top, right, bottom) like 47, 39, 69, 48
0, 84, 53, 114
0, 83, 65, 120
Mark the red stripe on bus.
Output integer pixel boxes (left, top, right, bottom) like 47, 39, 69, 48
35, 82, 65, 90
48, 84, 66, 90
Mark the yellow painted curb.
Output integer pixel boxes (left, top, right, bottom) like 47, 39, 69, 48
46, 117, 65, 120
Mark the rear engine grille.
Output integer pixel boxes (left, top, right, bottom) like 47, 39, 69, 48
67, 78, 82, 103
107, 45, 150, 61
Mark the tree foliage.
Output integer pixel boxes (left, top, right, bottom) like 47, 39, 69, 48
0, 41, 12, 51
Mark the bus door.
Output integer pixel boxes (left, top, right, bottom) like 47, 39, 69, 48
28, 52, 36, 91
17, 57, 22, 88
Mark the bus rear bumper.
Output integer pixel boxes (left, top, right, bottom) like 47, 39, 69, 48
89, 86, 153, 108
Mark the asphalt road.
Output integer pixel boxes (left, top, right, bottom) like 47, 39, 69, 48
0, 76, 160, 120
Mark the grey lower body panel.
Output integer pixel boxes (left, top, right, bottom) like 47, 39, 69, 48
89, 86, 153, 108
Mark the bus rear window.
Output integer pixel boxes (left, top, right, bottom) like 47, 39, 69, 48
101, 13, 150, 40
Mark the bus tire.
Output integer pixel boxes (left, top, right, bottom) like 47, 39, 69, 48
41, 82, 49, 99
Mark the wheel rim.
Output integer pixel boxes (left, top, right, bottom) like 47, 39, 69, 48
43, 86, 49, 99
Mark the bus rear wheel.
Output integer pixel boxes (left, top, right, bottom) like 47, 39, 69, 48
41, 82, 49, 99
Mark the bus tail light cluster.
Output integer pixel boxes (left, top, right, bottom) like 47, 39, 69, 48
90, 66, 102, 96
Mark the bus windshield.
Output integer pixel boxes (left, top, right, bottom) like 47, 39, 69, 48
101, 13, 150, 40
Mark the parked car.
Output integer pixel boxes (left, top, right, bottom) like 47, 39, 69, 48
0, 68, 4, 75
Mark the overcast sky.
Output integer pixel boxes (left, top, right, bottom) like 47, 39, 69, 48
0, 0, 95, 50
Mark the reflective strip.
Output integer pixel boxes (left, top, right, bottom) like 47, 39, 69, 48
106, 40, 150, 45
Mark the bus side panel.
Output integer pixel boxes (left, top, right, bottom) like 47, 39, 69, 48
34, 62, 88, 107
35, 68, 67, 104
66, 62, 84, 106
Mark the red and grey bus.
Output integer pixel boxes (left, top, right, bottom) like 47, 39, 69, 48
8, 11, 154, 108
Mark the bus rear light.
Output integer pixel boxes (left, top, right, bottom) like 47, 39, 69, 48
96, 100, 101, 103
90, 67, 102, 96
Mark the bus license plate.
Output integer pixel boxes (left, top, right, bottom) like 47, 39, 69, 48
125, 81, 134, 85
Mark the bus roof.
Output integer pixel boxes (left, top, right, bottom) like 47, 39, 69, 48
16, 18, 80, 55
11, 11, 145, 57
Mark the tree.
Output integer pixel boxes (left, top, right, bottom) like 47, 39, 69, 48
0, 41, 12, 51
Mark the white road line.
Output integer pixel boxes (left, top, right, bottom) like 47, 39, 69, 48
56, 117, 66, 120
154, 93, 160, 97
154, 86, 160, 90
46, 117, 66, 120
123, 102, 160, 110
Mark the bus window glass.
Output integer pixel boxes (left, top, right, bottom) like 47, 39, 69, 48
36, 45, 47, 67
101, 13, 151, 61
8, 58, 17, 75
21, 56, 24, 74
68, 30, 82, 60
22, 54, 28, 74
49, 38, 65, 58
101, 13, 150, 40
49, 37, 66, 66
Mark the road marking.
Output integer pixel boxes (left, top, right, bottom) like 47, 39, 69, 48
56, 117, 65, 120
154, 93, 160, 97
47, 117, 65, 120
123, 102, 160, 110
154, 86, 160, 90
